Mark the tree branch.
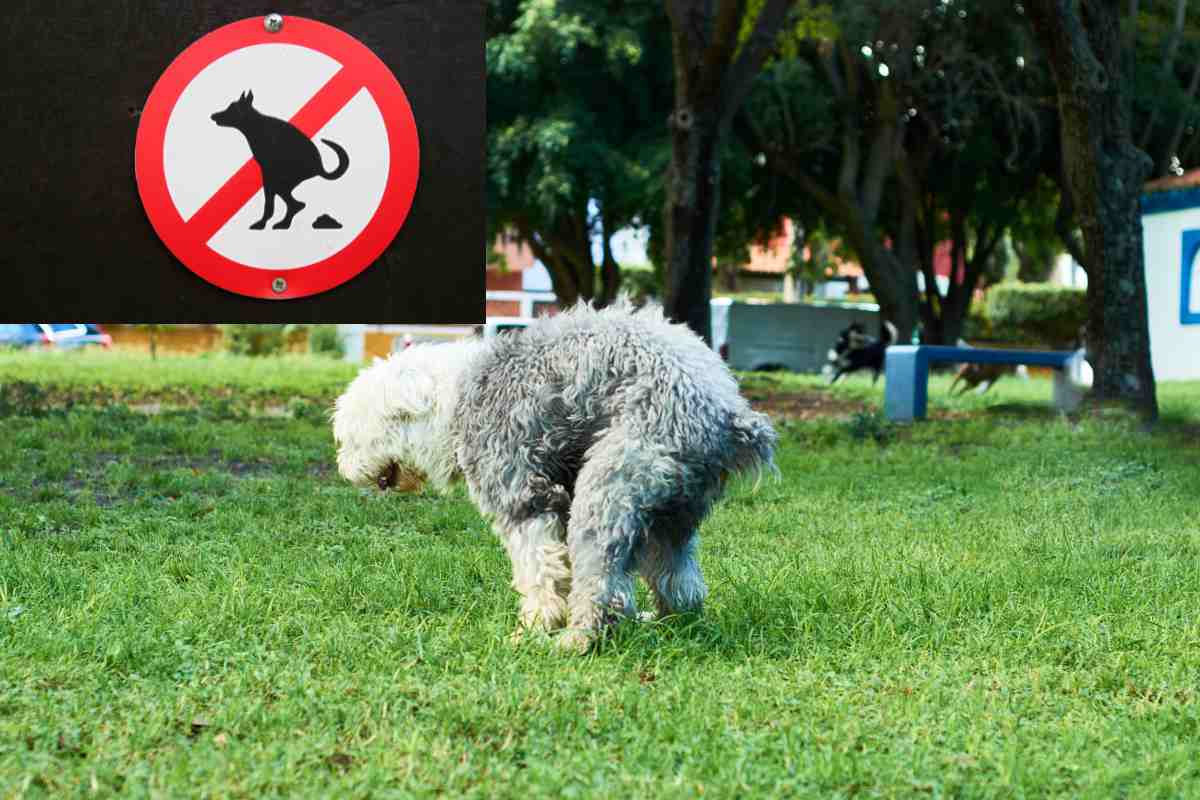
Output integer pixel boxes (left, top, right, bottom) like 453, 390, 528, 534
1054, 190, 1089, 273
719, 0, 797, 122
1162, 57, 1200, 172
1138, 0, 1188, 152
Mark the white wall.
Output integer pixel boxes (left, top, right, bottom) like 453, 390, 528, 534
1052, 253, 1088, 289
521, 261, 553, 292
1142, 205, 1200, 380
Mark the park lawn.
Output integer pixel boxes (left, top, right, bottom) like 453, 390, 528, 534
1, 350, 1199, 798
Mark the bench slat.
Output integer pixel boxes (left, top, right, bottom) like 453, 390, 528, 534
911, 346, 1072, 368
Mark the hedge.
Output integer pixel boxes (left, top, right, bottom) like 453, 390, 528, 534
980, 282, 1087, 347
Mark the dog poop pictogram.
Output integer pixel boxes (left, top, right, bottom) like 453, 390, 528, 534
313, 214, 343, 230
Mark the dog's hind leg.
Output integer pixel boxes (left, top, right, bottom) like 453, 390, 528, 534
558, 434, 661, 651
560, 522, 638, 652
250, 190, 276, 230
273, 187, 307, 230
504, 513, 570, 639
638, 533, 707, 619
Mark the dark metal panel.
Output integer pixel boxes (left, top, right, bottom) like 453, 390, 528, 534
0, 0, 483, 323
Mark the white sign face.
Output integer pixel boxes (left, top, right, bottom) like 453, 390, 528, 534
161, 43, 390, 270
135, 16, 420, 301
1190, 248, 1200, 316
1141, 208, 1200, 379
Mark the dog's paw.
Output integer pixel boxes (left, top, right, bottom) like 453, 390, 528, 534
249, 220, 267, 230
554, 628, 595, 655
509, 626, 539, 646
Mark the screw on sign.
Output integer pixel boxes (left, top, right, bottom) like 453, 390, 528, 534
134, 15, 419, 300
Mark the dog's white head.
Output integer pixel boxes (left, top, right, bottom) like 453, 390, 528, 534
331, 339, 482, 493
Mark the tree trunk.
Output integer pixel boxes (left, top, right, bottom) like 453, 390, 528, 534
1027, 0, 1158, 421
857, 240, 920, 343
520, 214, 601, 311
663, 114, 722, 342
662, 0, 797, 343
599, 213, 622, 307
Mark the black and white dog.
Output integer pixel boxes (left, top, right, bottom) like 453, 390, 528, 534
826, 321, 898, 384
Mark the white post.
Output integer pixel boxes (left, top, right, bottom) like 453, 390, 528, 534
337, 324, 367, 363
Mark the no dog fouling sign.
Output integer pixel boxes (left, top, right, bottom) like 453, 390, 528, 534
135, 16, 420, 300
2, 1, 482, 323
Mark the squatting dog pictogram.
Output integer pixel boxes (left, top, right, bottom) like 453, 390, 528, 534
211, 90, 350, 230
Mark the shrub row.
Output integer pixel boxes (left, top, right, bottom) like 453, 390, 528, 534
221, 324, 344, 357
966, 282, 1087, 347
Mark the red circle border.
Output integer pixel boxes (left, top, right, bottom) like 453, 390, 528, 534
134, 17, 419, 300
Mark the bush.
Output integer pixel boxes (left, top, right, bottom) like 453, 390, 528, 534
221, 325, 292, 356
620, 265, 662, 304
982, 282, 1087, 347
307, 325, 344, 358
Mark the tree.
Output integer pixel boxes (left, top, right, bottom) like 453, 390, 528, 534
487, 0, 672, 307
1132, 0, 1200, 177
1025, 0, 1159, 421
742, 0, 1055, 344
662, 0, 800, 342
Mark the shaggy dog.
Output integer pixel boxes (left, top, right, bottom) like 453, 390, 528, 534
332, 301, 777, 651
826, 321, 898, 384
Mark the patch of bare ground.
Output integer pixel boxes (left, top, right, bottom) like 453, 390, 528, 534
745, 389, 871, 420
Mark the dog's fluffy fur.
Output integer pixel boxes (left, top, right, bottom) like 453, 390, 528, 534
332, 300, 777, 651
826, 321, 897, 384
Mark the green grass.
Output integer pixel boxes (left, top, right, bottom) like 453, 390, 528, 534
2, 351, 1200, 797
0, 350, 358, 405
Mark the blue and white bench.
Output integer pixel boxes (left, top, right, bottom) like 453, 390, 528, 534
883, 345, 1089, 422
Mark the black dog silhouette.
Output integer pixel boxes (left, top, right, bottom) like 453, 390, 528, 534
211, 90, 349, 230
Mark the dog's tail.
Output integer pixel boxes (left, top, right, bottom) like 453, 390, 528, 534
726, 407, 779, 488
881, 320, 898, 345
318, 139, 350, 180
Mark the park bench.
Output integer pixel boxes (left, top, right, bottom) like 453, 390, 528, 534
883, 345, 1088, 422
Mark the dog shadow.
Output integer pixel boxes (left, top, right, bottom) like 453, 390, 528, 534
580, 588, 849, 661
979, 403, 1060, 419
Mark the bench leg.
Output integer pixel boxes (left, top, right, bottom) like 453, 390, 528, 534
883, 346, 928, 422
1052, 369, 1084, 413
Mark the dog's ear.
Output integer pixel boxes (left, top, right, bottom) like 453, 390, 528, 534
381, 370, 438, 420
246, 90, 254, 104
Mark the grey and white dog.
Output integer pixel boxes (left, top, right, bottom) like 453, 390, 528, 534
332, 300, 777, 651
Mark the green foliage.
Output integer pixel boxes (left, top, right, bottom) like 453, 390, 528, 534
0, 381, 52, 417
221, 325, 296, 357
306, 325, 344, 359
1128, 7, 1200, 176
843, 409, 893, 444
619, 264, 662, 304
1009, 178, 1066, 283
487, 0, 673, 298
984, 281, 1087, 346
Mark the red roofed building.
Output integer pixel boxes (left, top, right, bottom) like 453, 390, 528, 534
487, 234, 558, 318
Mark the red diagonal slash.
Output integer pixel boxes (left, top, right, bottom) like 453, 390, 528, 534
185, 67, 365, 242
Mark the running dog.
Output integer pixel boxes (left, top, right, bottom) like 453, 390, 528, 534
826, 321, 898, 384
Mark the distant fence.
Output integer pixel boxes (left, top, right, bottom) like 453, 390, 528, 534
718, 301, 882, 373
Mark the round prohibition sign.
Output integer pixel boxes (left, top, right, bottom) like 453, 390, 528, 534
135, 16, 419, 299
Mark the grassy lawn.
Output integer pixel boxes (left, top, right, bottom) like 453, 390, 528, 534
2, 350, 1199, 797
